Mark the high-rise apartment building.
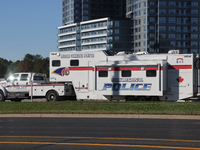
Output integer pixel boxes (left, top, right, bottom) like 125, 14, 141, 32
62, 0, 126, 25
126, 0, 200, 54
58, 17, 132, 53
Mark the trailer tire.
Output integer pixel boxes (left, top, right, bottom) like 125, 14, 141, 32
46, 91, 59, 102
138, 96, 146, 101
150, 96, 159, 101
0, 90, 5, 102
125, 96, 135, 101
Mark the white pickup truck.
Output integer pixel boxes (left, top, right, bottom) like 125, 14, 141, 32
0, 72, 74, 102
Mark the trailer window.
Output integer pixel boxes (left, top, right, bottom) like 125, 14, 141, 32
122, 70, 131, 77
99, 71, 108, 77
70, 60, 79, 66
52, 60, 60, 67
146, 70, 156, 77
20, 74, 28, 81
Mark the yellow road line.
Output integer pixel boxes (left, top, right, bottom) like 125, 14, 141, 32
0, 141, 200, 149
0, 136, 200, 143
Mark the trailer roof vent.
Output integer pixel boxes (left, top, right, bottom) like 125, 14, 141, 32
168, 50, 179, 54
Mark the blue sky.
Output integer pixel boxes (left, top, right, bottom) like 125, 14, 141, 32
0, 0, 62, 61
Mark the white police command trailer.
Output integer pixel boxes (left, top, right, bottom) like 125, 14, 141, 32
49, 50, 199, 101
0, 72, 74, 102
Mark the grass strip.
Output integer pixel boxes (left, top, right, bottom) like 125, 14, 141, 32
0, 101, 200, 115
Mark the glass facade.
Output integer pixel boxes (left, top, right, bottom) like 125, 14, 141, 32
62, 0, 126, 25
126, 0, 200, 54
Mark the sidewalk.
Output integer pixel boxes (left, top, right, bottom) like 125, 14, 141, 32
1, 114, 200, 120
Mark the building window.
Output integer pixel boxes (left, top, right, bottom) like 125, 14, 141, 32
143, 18, 146, 24
191, 34, 198, 39
183, 26, 188, 32
168, 26, 175, 31
183, 42, 187, 47
169, 9, 175, 14
143, 26, 146, 31
191, 41, 198, 47
149, 17, 155, 23
143, 34, 146, 39
191, 26, 198, 32
169, 1, 176, 6
159, 1, 166, 6
143, 41, 146, 46
115, 29, 119, 34
83, 10, 89, 14
177, 34, 181, 40
160, 33, 166, 39
149, 1, 155, 6
159, 17, 166, 23
191, 2, 198, 7
149, 33, 155, 39
183, 18, 188, 25
177, 26, 181, 32
168, 17, 175, 23
160, 9, 166, 14
83, 4, 89, 8
143, 9, 146, 15
177, 41, 181, 47
183, 34, 188, 40
168, 34, 175, 39
192, 9, 198, 15
191, 18, 198, 24
177, 18, 181, 24
149, 26, 154, 31
191, 49, 198, 54
159, 26, 166, 31
144, 2, 146, 7
170, 41, 176, 46
115, 21, 119, 27
115, 36, 119, 41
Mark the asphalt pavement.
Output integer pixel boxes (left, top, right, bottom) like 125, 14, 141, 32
0, 117, 200, 150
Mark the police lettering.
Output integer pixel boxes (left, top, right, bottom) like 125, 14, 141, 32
102, 83, 152, 91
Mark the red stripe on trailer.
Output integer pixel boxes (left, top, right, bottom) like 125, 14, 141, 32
168, 65, 192, 69
69, 67, 94, 71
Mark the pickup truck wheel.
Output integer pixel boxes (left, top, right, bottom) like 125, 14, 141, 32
0, 91, 5, 102
46, 91, 59, 101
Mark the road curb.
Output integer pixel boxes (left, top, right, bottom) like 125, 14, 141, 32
0, 114, 200, 120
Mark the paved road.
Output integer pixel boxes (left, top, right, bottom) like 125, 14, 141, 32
0, 117, 200, 150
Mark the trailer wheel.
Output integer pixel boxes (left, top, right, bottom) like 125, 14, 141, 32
0, 90, 5, 102
150, 96, 159, 101
46, 91, 59, 102
125, 96, 135, 101
138, 96, 146, 101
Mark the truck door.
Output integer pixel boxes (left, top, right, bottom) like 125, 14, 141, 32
18, 73, 30, 92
